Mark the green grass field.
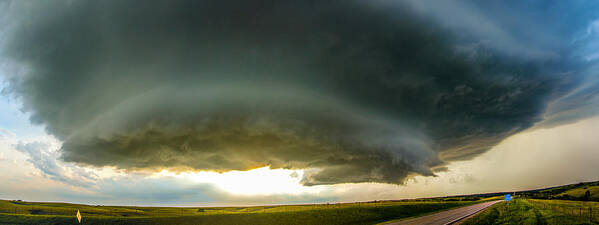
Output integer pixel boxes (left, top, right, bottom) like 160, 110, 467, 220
462, 199, 597, 225
2, 180, 597, 224
0, 198, 492, 225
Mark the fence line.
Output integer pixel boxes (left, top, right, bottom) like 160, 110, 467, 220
528, 199, 597, 223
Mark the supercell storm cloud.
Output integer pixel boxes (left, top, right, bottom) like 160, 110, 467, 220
1, 0, 594, 185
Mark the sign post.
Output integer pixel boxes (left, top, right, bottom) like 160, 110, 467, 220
505, 194, 511, 210
76, 210, 82, 224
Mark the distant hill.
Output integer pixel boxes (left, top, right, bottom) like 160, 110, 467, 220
555, 185, 599, 200
533, 181, 599, 201
445, 180, 599, 202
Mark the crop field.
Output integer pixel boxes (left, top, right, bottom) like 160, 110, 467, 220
0, 198, 496, 225
462, 199, 598, 225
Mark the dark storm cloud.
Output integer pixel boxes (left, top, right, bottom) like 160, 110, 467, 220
1, 0, 587, 185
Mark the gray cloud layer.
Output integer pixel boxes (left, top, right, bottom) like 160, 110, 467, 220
1, 0, 592, 185
15, 141, 97, 187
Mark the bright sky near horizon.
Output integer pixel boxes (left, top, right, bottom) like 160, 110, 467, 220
1, 0, 599, 206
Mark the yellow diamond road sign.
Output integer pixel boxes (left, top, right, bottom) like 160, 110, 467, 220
76, 210, 82, 223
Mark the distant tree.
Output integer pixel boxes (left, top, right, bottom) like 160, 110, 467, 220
583, 190, 591, 201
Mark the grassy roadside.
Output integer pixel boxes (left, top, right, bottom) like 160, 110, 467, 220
461, 199, 596, 225
527, 199, 598, 223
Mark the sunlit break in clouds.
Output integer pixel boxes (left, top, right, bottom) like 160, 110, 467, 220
157, 167, 323, 196
0, 0, 599, 206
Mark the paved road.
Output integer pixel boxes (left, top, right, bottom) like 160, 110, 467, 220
387, 200, 502, 225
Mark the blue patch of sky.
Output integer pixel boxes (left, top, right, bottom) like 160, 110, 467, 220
0, 80, 46, 138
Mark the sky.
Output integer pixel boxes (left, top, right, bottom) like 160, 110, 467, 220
0, 0, 598, 206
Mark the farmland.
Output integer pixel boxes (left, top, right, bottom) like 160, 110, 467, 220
0, 198, 494, 225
